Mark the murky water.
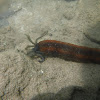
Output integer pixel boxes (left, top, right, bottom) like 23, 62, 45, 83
0, 0, 100, 100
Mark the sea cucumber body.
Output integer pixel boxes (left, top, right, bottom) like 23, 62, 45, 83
37, 40, 100, 64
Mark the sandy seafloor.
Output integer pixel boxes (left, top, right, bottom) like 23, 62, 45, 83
0, 0, 100, 100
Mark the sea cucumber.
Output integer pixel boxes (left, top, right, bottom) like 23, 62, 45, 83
25, 33, 100, 64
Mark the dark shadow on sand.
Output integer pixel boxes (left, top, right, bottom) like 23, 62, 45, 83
30, 86, 100, 100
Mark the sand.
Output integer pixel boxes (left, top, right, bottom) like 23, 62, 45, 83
0, 0, 100, 100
